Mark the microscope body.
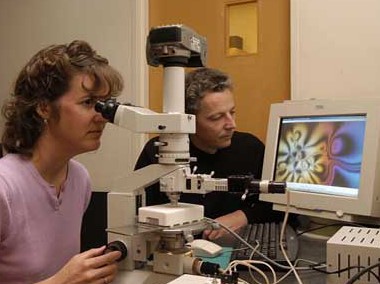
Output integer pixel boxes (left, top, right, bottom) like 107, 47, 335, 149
98, 24, 285, 276
102, 24, 211, 275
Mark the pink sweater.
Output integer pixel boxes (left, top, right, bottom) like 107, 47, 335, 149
0, 154, 92, 283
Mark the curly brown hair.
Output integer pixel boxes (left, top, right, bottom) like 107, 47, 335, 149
2, 40, 124, 157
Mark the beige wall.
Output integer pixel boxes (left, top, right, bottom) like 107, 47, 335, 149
291, 0, 380, 100
0, 0, 148, 190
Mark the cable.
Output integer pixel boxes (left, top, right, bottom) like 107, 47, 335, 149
203, 217, 291, 271
310, 263, 380, 283
203, 216, 324, 274
223, 241, 273, 284
227, 260, 271, 284
345, 261, 380, 284
275, 259, 326, 284
203, 197, 330, 284
279, 191, 303, 284
204, 218, 278, 283
296, 222, 364, 237
247, 244, 277, 284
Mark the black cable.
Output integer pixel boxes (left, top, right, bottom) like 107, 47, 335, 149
310, 263, 380, 282
345, 262, 380, 284
296, 222, 364, 237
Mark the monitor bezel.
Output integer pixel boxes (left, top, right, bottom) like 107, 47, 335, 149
260, 99, 380, 223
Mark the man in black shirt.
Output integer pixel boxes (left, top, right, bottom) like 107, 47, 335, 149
135, 68, 282, 240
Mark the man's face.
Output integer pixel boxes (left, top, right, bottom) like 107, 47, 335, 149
46, 74, 110, 157
191, 89, 236, 154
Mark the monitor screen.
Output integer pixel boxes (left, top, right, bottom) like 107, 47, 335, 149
260, 99, 380, 224
275, 115, 366, 198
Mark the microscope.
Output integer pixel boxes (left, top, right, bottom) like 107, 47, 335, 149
96, 24, 286, 277
96, 24, 219, 276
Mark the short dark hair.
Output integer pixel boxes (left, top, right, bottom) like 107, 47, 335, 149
185, 67, 233, 114
2, 40, 124, 157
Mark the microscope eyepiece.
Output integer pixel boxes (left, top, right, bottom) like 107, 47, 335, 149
95, 99, 119, 122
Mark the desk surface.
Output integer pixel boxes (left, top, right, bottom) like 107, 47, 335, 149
113, 270, 176, 284
114, 235, 328, 284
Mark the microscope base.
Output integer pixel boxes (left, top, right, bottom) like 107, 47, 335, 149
138, 203, 204, 227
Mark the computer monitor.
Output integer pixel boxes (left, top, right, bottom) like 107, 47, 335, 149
260, 99, 380, 225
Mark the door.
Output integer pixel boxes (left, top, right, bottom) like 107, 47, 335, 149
148, 0, 290, 142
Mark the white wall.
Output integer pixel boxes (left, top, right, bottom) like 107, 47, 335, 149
0, 0, 148, 191
291, 0, 380, 100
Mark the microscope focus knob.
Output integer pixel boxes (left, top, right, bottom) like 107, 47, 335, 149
105, 240, 128, 262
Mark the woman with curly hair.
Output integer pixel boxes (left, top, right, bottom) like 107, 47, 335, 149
0, 40, 124, 284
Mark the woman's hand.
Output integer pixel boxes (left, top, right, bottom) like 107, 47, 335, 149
42, 246, 122, 284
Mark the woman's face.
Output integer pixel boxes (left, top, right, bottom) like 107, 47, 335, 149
46, 74, 110, 157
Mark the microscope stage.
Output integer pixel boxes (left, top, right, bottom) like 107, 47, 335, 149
138, 203, 204, 227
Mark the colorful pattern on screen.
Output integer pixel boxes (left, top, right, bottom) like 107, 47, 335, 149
275, 117, 365, 189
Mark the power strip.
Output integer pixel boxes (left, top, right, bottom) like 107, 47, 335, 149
326, 226, 380, 284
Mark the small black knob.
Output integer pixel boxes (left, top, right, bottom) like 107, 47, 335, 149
95, 99, 119, 123
105, 240, 128, 262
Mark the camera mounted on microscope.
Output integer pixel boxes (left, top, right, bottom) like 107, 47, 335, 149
146, 24, 207, 67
